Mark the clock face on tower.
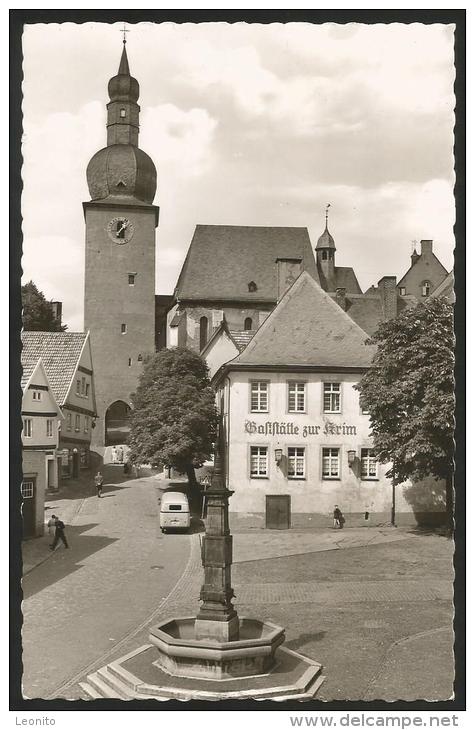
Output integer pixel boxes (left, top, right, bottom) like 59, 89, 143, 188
106, 217, 135, 244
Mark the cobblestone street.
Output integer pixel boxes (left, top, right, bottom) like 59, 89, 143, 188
21, 473, 454, 702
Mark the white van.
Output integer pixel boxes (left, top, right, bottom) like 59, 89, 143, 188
159, 491, 191, 533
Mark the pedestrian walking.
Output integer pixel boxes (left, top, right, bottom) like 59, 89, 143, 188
49, 515, 69, 550
94, 471, 104, 498
47, 515, 56, 538
117, 446, 124, 464
333, 505, 345, 529
111, 446, 117, 464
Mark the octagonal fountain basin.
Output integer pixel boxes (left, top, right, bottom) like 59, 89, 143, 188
149, 617, 285, 679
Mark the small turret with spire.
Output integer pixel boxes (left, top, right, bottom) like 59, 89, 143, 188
107, 36, 140, 146
315, 203, 336, 291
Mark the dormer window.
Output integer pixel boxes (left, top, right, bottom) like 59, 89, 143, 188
120, 108, 126, 118
248, 281, 257, 292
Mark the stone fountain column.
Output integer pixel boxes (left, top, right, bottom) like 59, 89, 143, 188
194, 421, 240, 642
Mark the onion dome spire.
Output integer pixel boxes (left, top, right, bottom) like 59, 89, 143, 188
86, 39, 157, 205
316, 203, 336, 250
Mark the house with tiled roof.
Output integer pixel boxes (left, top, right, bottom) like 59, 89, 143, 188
429, 270, 454, 303
212, 272, 437, 529
21, 332, 97, 484
167, 224, 319, 352
21, 359, 63, 537
200, 319, 256, 379
397, 239, 449, 302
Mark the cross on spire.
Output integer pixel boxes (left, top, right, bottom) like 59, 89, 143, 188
325, 203, 331, 227
121, 22, 129, 45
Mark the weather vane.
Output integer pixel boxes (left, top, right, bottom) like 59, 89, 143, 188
325, 203, 331, 226
121, 22, 129, 44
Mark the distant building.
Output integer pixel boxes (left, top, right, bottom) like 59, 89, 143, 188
428, 270, 455, 303
212, 272, 445, 528
397, 239, 449, 302
21, 359, 63, 538
21, 332, 97, 484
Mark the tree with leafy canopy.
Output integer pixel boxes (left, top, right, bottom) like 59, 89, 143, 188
355, 297, 455, 531
21, 280, 67, 331
128, 347, 218, 487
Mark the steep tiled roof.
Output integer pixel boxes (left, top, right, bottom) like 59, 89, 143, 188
316, 264, 362, 294
175, 225, 318, 301
225, 272, 375, 370
429, 271, 454, 302
21, 332, 88, 404
228, 330, 255, 352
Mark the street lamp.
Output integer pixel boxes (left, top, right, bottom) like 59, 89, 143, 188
347, 449, 356, 466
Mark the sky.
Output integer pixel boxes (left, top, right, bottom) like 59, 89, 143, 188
21, 21, 456, 331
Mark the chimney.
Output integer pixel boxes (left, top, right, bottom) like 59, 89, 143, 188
276, 258, 303, 299
51, 301, 62, 326
420, 239, 433, 256
377, 276, 397, 321
335, 287, 346, 311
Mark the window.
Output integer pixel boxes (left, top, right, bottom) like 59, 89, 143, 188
32, 390, 42, 401
81, 377, 86, 395
120, 108, 126, 118
322, 447, 340, 479
250, 446, 268, 478
23, 418, 32, 438
67, 413, 72, 431
199, 316, 208, 351
76, 379, 81, 395
421, 281, 430, 297
75, 414, 80, 432
321, 250, 328, 261
360, 396, 369, 416
288, 382, 306, 413
399, 287, 406, 296
138, 353, 143, 362
121, 323, 127, 334
46, 419, 53, 438
128, 358, 132, 367
84, 416, 89, 433
128, 273, 136, 286
250, 381, 268, 412
21, 481, 34, 499
248, 281, 257, 292
85, 383, 90, 398
288, 447, 305, 479
361, 448, 378, 479
244, 317, 253, 330
323, 382, 341, 413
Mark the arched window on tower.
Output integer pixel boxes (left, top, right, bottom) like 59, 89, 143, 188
244, 317, 253, 330
199, 316, 209, 351
321, 251, 328, 261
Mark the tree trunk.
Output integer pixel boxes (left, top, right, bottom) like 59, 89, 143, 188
186, 464, 197, 486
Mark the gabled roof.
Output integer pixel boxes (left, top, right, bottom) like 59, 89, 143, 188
221, 271, 375, 372
316, 264, 362, 294
429, 271, 454, 301
175, 224, 318, 302
21, 332, 89, 404
22, 358, 64, 417
228, 330, 255, 352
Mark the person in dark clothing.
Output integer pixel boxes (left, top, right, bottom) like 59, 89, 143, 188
49, 515, 69, 549
333, 505, 344, 529
94, 471, 104, 498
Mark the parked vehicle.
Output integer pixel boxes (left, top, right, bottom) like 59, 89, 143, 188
159, 491, 191, 533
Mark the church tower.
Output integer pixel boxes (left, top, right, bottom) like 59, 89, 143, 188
315, 204, 336, 291
84, 41, 159, 451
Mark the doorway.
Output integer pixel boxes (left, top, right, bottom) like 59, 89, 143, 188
21, 479, 36, 539
266, 494, 291, 529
